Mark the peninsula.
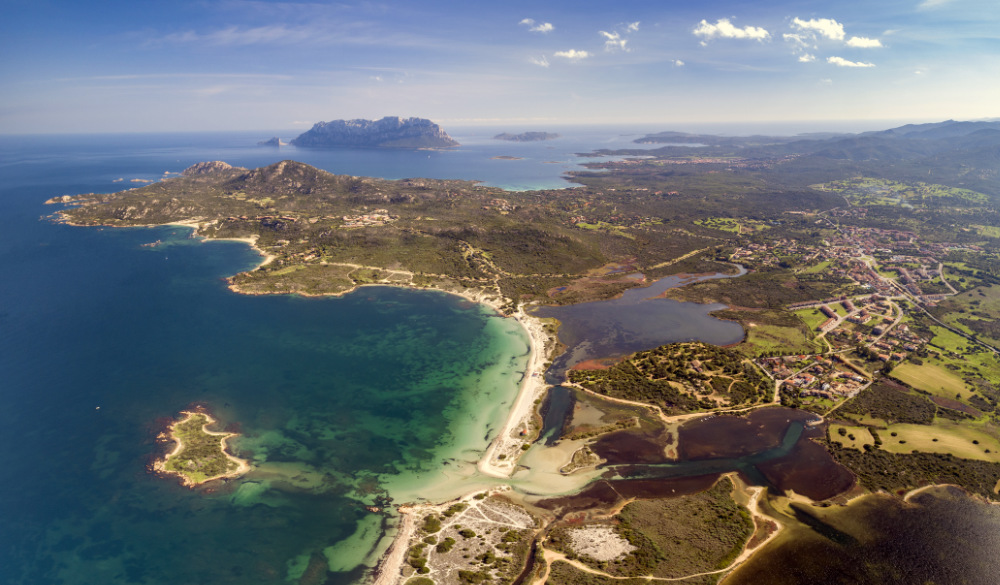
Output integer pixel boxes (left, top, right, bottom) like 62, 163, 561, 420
290, 116, 459, 149
154, 409, 250, 487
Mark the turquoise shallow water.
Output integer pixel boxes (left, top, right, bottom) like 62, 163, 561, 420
0, 132, 549, 584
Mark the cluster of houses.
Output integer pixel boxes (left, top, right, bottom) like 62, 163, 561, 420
341, 209, 397, 228
483, 198, 516, 214
758, 354, 869, 400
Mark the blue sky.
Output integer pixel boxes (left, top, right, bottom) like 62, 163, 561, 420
1, 0, 997, 133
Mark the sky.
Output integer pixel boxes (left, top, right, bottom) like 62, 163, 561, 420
1, 0, 998, 134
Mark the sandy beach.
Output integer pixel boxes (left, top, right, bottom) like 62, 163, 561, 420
371, 508, 415, 585
477, 305, 554, 477
163, 220, 278, 268
366, 297, 555, 585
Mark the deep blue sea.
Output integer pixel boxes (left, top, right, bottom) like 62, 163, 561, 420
1, 128, 645, 584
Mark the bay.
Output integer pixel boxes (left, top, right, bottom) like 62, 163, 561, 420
0, 130, 591, 584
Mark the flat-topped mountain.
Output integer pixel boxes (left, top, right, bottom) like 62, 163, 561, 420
290, 116, 459, 148
494, 132, 560, 142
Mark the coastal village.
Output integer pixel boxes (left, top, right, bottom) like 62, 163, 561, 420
727, 215, 977, 409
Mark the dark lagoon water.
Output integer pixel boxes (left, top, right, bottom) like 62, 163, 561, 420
591, 408, 854, 501
532, 270, 746, 384
727, 486, 1000, 585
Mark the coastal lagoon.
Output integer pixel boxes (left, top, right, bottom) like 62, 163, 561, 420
533, 270, 747, 383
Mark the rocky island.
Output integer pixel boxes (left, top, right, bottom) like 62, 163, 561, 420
154, 409, 250, 487
290, 116, 459, 149
493, 131, 560, 142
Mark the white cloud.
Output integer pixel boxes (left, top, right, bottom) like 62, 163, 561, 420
828, 56, 875, 67
846, 36, 882, 48
600, 22, 641, 52
918, 0, 954, 9
783, 33, 810, 47
554, 49, 590, 60
693, 18, 770, 41
520, 18, 553, 33
791, 17, 845, 41
600, 31, 628, 52
672, 59, 684, 67
799, 54, 816, 62
529, 55, 550, 68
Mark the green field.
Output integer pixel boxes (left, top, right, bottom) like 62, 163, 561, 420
880, 422, 1000, 463
813, 177, 990, 208
829, 424, 874, 451
795, 308, 828, 332
741, 323, 818, 356
891, 361, 969, 399
695, 217, 741, 233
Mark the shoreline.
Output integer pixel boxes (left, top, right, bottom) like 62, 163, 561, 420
152, 225, 557, 583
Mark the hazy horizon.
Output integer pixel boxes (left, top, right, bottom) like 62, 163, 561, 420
2, 116, 983, 139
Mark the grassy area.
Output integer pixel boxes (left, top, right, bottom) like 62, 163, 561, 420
711, 308, 818, 357
794, 308, 828, 332
798, 260, 832, 275
813, 177, 990, 208
891, 361, 969, 399
829, 424, 874, 450
973, 225, 1000, 238
741, 323, 818, 356
880, 422, 1000, 462
695, 217, 741, 233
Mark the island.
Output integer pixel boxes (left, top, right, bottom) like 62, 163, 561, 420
47, 118, 1000, 584
290, 116, 459, 149
257, 136, 286, 147
493, 131, 560, 142
153, 409, 250, 487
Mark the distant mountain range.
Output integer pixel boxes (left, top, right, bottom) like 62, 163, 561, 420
618, 119, 1000, 195
634, 120, 1000, 161
289, 116, 459, 148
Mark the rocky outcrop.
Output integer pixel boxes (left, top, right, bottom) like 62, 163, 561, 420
257, 137, 286, 147
181, 161, 246, 176
493, 132, 560, 142
290, 117, 459, 148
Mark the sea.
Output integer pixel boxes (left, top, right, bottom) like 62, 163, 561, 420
0, 126, 676, 585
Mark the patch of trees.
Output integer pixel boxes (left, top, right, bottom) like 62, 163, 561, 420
569, 342, 769, 413
829, 444, 1000, 498
838, 381, 936, 425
